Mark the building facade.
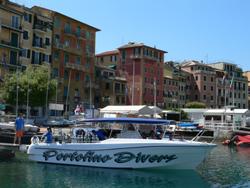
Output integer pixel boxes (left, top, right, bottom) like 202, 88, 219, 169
181, 61, 217, 108
94, 65, 126, 108
0, 0, 23, 77
33, 7, 100, 114
163, 61, 189, 109
243, 71, 250, 108
209, 62, 248, 109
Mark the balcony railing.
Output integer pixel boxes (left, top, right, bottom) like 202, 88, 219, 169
65, 62, 85, 71
33, 24, 47, 32
0, 18, 22, 32
54, 42, 82, 56
0, 40, 20, 50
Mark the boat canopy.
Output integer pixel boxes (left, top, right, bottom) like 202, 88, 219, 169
79, 117, 171, 125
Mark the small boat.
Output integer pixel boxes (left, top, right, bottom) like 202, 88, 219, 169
223, 135, 250, 147
27, 118, 216, 169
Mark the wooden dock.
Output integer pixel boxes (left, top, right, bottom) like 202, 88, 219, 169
0, 143, 20, 160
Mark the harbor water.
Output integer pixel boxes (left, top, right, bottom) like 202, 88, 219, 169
0, 144, 249, 188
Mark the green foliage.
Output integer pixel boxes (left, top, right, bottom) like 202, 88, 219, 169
180, 110, 188, 120
185, 101, 206, 108
1, 65, 56, 107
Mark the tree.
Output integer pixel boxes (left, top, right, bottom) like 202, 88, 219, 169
1, 65, 56, 108
185, 101, 206, 108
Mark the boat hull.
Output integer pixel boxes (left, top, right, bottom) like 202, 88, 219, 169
27, 139, 215, 169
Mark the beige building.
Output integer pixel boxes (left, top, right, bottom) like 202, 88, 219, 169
243, 71, 250, 108
209, 62, 248, 109
181, 61, 217, 108
0, 0, 23, 77
95, 65, 126, 108
163, 61, 190, 109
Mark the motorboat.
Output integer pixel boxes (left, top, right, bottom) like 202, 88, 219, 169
27, 118, 216, 169
223, 135, 250, 147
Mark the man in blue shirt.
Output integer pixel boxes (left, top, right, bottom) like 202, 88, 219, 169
42, 127, 53, 143
14, 113, 25, 145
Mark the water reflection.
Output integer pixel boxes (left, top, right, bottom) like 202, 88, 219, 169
198, 145, 250, 187
0, 153, 209, 188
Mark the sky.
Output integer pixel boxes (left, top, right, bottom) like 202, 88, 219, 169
14, 0, 250, 71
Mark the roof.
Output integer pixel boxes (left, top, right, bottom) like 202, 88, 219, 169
32, 6, 100, 31
148, 106, 163, 114
78, 117, 171, 125
100, 105, 155, 115
204, 109, 250, 115
96, 50, 119, 57
118, 42, 167, 53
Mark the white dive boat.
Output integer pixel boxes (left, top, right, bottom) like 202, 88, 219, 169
27, 118, 216, 169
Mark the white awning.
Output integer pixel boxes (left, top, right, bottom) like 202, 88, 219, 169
100, 105, 155, 115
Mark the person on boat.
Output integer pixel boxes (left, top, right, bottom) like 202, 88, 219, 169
92, 130, 106, 141
155, 126, 163, 139
42, 127, 53, 143
13, 113, 25, 145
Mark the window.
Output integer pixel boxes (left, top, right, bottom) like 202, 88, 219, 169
24, 12, 32, 23
121, 50, 126, 60
11, 16, 19, 29
204, 76, 206, 81
23, 31, 29, 40
203, 95, 206, 100
211, 86, 214, 91
76, 56, 81, 64
31, 51, 40, 64
76, 26, 81, 36
105, 83, 110, 90
64, 39, 70, 47
45, 38, 50, 46
195, 76, 198, 81
63, 86, 68, 97
76, 40, 81, 49
54, 51, 59, 60
64, 22, 71, 33
52, 68, 59, 78
204, 85, 206, 90
86, 31, 91, 39
54, 17, 60, 27
20, 49, 30, 58
44, 54, 50, 62
64, 70, 69, 79
115, 83, 120, 92
75, 72, 80, 81
211, 96, 213, 100
64, 54, 69, 64
211, 77, 214, 82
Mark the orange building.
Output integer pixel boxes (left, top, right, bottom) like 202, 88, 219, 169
33, 7, 100, 114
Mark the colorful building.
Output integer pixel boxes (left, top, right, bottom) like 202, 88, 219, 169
209, 62, 248, 109
33, 7, 100, 114
181, 61, 218, 108
94, 64, 126, 108
0, 0, 23, 76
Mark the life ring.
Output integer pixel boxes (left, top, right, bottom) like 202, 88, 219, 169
31, 135, 40, 144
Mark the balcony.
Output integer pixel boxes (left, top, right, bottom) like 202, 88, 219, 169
65, 62, 85, 71
33, 24, 48, 33
54, 43, 82, 56
64, 29, 75, 37
130, 54, 142, 59
0, 40, 21, 50
33, 42, 47, 49
0, 18, 22, 32
75, 32, 86, 39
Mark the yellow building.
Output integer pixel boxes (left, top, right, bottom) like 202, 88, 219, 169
0, 0, 23, 77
